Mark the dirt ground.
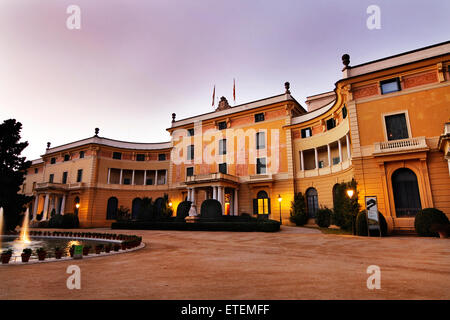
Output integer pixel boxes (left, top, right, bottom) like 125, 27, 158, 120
1, 226, 449, 300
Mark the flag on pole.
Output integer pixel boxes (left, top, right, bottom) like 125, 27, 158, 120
233, 78, 236, 103
212, 85, 215, 107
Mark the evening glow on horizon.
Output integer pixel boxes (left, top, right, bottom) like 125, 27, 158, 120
0, 0, 448, 160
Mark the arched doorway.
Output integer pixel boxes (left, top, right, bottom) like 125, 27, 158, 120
253, 190, 270, 215
106, 197, 118, 220
306, 188, 318, 218
392, 168, 422, 217
131, 198, 142, 220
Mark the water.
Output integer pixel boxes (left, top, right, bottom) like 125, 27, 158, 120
1, 236, 114, 260
19, 208, 31, 244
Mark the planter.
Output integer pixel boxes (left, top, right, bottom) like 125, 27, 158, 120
38, 252, 47, 261
121, 243, 127, 250
105, 246, 111, 253
83, 247, 90, 256
113, 244, 120, 252
21, 253, 31, 263
1, 254, 12, 264
55, 251, 63, 259
95, 247, 102, 254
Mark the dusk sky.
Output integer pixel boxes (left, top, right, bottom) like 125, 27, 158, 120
0, 0, 449, 160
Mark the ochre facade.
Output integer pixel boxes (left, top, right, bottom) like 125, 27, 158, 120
22, 42, 450, 233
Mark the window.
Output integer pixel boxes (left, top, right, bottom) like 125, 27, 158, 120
64, 154, 70, 162
218, 121, 227, 130
318, 160, 324, 168
186, 167, 194, 177
332, 157, 340, 165
136, 154, 145, 161
254, 190, 270, 215
106, 197, 118, 220
306, 188, 318, 218
50, 158, 56, 164
381, 78, 401, 94
219, 163, 227, 174
326, 118, 336, 130
49, 174, 54, 183
219, 139, 227, 155
112, 152, 122, 160
342, 105, 347, 119
34, 168, 38, 174
256, 158, 266, 174
385, 113, 409, 141
187, 128, 195, 136
62, 171, 68, 184
187, 145, 194, 160
32, 182, 36, 191
301, 128, 312, 138
392, 168, 422, 217
255, 113, 265, 123
76, 169, 83, 182
123, 178, 131, 185
158, 154, 166, 161
79, 151, 85, 159
256, 132, 265, 149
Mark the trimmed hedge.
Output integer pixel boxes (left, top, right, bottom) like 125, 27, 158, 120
61, 213, 79, 229
176, 201, 192, 221
414, 208, 449, 237
316, 207, 332, 228
48, 214, 64, 228
356, 210, 388, 236
111, 219, 281, 232
200, 199, 222, 218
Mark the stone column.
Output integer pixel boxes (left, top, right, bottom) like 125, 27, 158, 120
155, 170, 158, 185
119, 169, 123, 185
300, 150, 304, 171
327, 144, 331, 167
338, 139, 343, 163
33, 194, 39, 220
234, 188, 239, 216
43, 194, 49, 220
346, 133, 351, 160
107, 168, 111, 184
213, 186, 217, 200
131, 170, 135, 185
314, 148, 319, 169
144, 170, 147, 185
61, 195, 66, 215
55, 196, 61, 215
191, 188, 196, 205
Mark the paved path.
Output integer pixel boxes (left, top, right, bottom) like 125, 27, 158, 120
1, 227, 449, 299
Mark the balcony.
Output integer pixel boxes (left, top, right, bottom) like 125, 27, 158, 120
35, 182, 85, 192
185, 173, 239, 184
373, 136, 428, 155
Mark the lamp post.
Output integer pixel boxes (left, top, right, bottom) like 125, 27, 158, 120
278, 194, 282, 224
346, 189, 355, 234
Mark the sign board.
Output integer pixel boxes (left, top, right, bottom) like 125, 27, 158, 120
365, 196, 381, 237
73, 245, 83, 259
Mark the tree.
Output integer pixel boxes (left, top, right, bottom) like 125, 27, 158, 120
290, 192, 308, 226
0, 119, 32, 231
332, 179, 360, 232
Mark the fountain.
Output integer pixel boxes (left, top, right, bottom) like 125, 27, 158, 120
19, 208, 31, 244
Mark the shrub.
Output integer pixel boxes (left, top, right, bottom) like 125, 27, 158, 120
116, 206, 131, 221
290, 192, 308, 226
61, 213, 79, 229
38, 220, 49, 228
176, 201, 192, 220
414, 208, 449, 237
316, 207, 332, 228
138, 197, 154, 220
356, 210, 388, 236
200, 199, 222, 219
48, 214, 64, 228
155, 194, 174, 218
332, 179, 360, 232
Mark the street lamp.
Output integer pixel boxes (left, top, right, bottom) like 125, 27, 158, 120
168, 202, 173, 208
75, 203, 80, 209
346, 189, 355, 234
346, 189, 354, 198
278, 194, 282, 224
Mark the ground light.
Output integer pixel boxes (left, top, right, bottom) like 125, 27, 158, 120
278, 194, 282, 224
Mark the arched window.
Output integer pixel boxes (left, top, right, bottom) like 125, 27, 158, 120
392, 168, 422, 217
306, 188, 318, 218
131, 198, 142, 220
74, 196, 80, 215
253, 190, 270, 215
106, 197, 118, 220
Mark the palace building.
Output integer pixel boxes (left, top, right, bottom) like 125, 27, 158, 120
21, 41, 450, 233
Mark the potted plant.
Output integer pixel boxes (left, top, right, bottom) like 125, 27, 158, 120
1, 249, 13, 264
21, 248, 32, 263
113, 243, 120, 252
95, 244, 103, 254
83, 245, 91, 256
121, 241, 127, 250
54, 247, 63, 259
69, 245, 75, 257
36, 248, 47, 261
104, 244, 112, 253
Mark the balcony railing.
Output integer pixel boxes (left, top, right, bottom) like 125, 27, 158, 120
35, 182, 85, 191
185, 173, 239, 184
373, 136, 428, 155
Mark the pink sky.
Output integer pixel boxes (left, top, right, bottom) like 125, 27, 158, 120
0, 0, 449, 160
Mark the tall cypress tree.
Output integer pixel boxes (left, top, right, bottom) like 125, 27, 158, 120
0, 119, 32, 231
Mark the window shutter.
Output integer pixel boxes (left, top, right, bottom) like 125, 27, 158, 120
267, 198, 271, 214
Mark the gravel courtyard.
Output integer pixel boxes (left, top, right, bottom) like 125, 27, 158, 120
1, 226, 449, 300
